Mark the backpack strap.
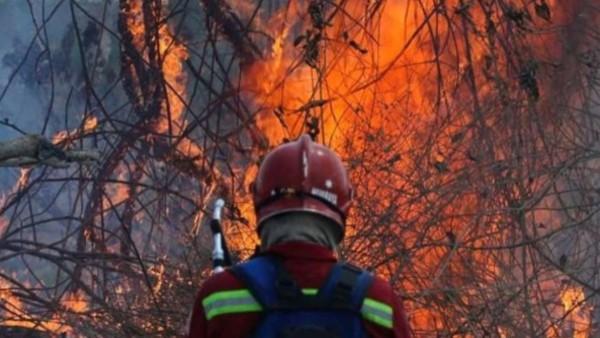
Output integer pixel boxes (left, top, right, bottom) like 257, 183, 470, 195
231, 255, 333, 310
230, 255, 281, 308
318, 262, 374, 312
231, 256, 374, 313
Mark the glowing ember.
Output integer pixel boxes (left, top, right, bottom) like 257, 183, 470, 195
52, 130, 69, 145
83, 116, 98, 133
149, 260, 166, 294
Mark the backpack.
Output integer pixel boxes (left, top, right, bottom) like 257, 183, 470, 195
230, 255, 374, 338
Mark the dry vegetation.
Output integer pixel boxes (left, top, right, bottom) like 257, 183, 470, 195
0, 0, 599, 337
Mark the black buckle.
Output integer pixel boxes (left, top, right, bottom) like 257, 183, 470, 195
275, 276, 302, 301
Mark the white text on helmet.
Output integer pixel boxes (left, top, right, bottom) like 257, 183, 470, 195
311, 187, 338, 205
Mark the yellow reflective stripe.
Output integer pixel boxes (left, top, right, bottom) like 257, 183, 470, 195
202, 289, 394, 328
302, 288, 318, 295
202, 289, 254, 306
202, 289, 262, 320
205, 302, 262, 320
202, 288, 319, 320
361, 298, 393, 329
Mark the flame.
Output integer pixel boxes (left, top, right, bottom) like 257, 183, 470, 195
228, 0, 597, 335
1, 0, 594, 336
103, 164, 131, 210
52, 130, 70, 145
83, 116, 98, 133
52, 114, 99, 145
61, 290, 89, 314
16, 169, 30, 190
122, 0, 188, 136
156, 24, 188, 135
0, 169, 30, 237
560, 286, 591, 338
149, 260, 166, 294
0, 279, 71, 334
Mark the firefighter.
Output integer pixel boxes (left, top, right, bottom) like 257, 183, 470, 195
188, 134, 412, 338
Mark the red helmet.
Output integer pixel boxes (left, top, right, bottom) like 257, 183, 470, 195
252, 134, 353, 239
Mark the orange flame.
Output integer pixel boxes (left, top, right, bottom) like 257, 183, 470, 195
52, 114, 99, 145
103, 164, 131, 210
149, 260, 166, 294
560, 286, 592, 338
0, 279, 71, 334
156, 25, 188, 135
61, 290, 89, 314
83, 116, 98, 133
227, 0, 596, 335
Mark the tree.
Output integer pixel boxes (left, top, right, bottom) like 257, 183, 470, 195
0, 0, 599, 336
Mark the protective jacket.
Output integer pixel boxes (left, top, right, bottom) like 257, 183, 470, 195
188, 241, 412, 338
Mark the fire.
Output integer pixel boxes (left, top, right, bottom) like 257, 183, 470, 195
122, 0, 188, 135
1, 0, 596, 336
0, 279, 70, 334
52, 114, 99, 145
52, 130, 69, 145
14, 168, 30, 189
83, 116, 98, 133
103, 164, 131, 210
149, 260, 166, 294
155, 24, 188, 135
61, 291, 89, 314
227, 0, 598, 336
560, 286, 591, 338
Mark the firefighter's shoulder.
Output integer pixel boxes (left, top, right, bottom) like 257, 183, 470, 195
365, 273, 412, 337
361, 274, 395, 329
197, 268, 242, 299
196, 268, 258, 321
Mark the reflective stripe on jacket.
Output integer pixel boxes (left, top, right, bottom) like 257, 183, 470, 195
188, 241, 412, 338
201, 288, 394, 329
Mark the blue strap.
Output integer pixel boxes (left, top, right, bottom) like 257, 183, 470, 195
318, 262, 374, 310
230, 256, 280, 308
231, 257, 373, 311
351, 269, 374, 307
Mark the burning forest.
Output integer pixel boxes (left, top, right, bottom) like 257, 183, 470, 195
0, 0, 599, 337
